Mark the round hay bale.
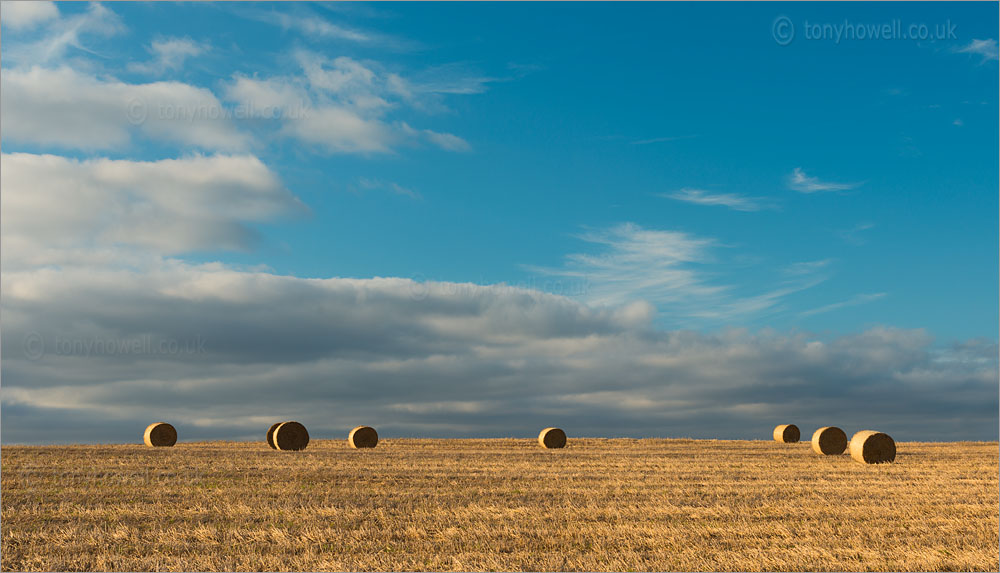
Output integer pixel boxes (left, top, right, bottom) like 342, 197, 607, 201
538, 427, 567, 449
850, 430, 896, 464
348, 426, 379, 448
773, 424, 800, 443
273, 421, 309, 451
143, 422, 177, 447
266, 422, 283, 449
811, 426, 848, 455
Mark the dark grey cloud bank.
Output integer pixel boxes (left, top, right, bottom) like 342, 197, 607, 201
2, 264, 996, 444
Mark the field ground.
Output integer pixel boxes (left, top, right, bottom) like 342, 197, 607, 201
2, 438, 997, 571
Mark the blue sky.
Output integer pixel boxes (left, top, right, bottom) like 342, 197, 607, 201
1, 2, 997, 443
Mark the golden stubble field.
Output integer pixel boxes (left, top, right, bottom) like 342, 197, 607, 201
2, 438, 997, 572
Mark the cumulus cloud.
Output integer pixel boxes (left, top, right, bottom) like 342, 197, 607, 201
787, 168, 859, 193
0, 152, 306, 268
0, 0, 59, 31
286, 106, 396, 153
1, 66, 250, 151
1, 263, 995, 444
128, 37, 208, 75
662, 188, 772, 212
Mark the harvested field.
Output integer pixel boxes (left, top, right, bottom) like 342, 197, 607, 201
2, 438, 997, 571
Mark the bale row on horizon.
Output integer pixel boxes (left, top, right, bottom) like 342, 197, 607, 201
143, 423, 569, 450
143, 422, 897, 463
773, 423, 896, 464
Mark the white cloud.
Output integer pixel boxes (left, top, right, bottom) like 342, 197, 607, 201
226, 74, 308, 116
296, 52, 392, 111
273, 12, 370, 43
787, 168, 859, 193
5, 8, 476, 156
1, 66, 250, 151
0, 152, 305, 267
3, 2, 122, 64
662, 188, 771, 212
956, 38, 999, 63
224, 51, 473, 154
799, 293, 887, 318
0, 0, 59, 30
285, 106, 395, 153
128, 37, 208, 75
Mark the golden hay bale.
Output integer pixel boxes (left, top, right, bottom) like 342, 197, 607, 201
850, 430, 896, 464
538, 427, 567, 449
143, 422, 177, 447
811, 426, 848, 455
266, 422, 283, 449
773, 424, 800, 443
348, 426, 379, 448
273, 421, 310, 451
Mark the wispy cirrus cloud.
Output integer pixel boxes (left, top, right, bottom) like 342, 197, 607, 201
2, 2, 123, 64
419, 129, 472, 152
787, 167, 860, 193
630, 134, 698, 145
661, 188, 773, 212
838, 222, 875, 246
240, 6, 418, 51
275, 12, 370, 43
799, 292, 887, 318
526, 223, 830, 326
783, 259, 833, 276
356, 177, 421, 200
403, 62, 503, 95
224, 51, 471, 154
538, 223, 722, 309
956, 38, 999, 63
